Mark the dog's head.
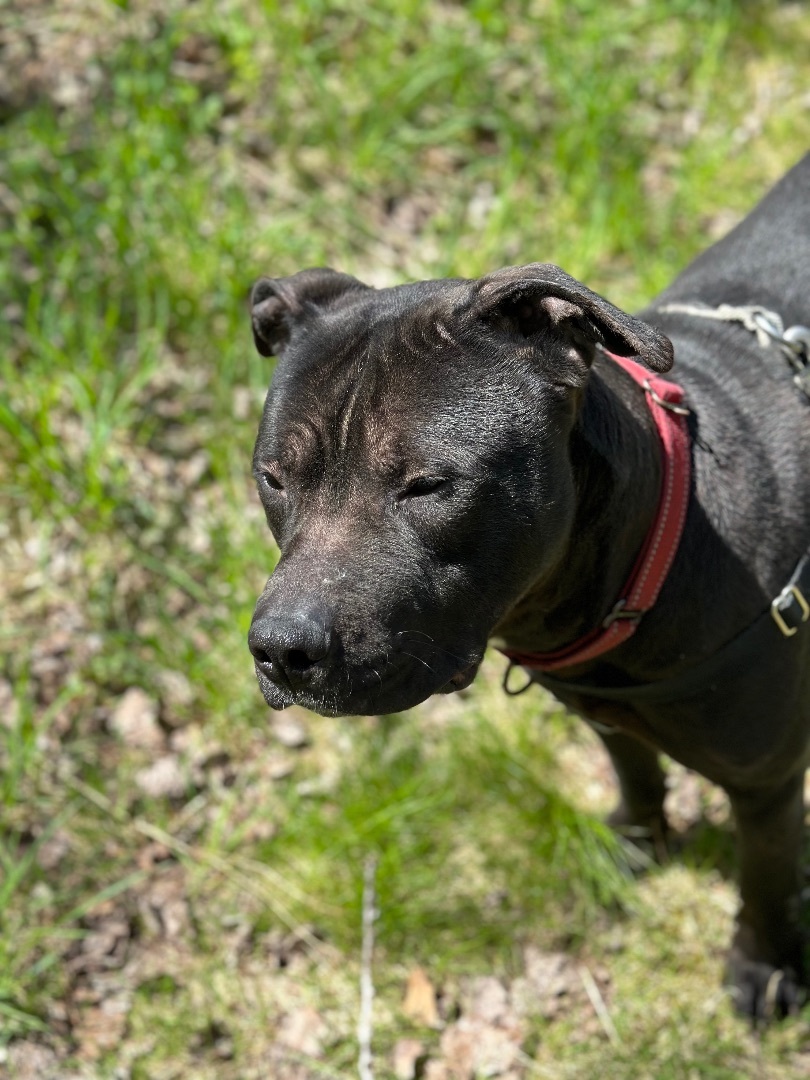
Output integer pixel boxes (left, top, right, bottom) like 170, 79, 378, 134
247, 264, 672, 716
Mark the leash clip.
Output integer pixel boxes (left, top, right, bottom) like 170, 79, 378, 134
782, 324, 810, 360
750, 309, 786, 344
655, 302, 810, 402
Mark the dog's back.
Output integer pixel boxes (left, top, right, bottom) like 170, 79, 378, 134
648, 152, 810, 320
636, 154, 810, 579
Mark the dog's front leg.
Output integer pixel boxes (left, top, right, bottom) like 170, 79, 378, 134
595, 728, 669, 848
726, 773, 806, 1019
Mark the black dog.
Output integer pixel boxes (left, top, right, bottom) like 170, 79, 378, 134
248, 154, 810, 1018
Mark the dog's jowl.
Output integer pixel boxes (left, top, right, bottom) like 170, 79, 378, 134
248, 154, 810, 1019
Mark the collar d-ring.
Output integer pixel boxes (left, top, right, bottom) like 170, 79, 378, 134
502, 661, 534, 696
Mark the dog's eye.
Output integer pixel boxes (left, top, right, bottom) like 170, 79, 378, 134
397, 476, 449, 501
261, 470, 285, 494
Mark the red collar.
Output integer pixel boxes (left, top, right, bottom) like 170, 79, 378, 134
500, 352, 691, 673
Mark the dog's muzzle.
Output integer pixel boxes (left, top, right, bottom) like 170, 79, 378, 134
248, 600, 483, 716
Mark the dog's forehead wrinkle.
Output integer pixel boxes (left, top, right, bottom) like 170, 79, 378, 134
274, 412, 328, 474
333, 345, 374, 456
276, 340, 562, 488
268, 331, 379, 472
268, 277, 596, 485
435, 320, 459, 347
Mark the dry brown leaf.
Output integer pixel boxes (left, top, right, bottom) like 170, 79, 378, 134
276, 1006, 327, 1058
135, 841, 173, 871
270, 710, 310, 749
67, 910, 131, 976
135, 755, 187, 800
424, 1062, 451, 1080
263, 752, 296, 781
403, 966, 440, 1027
110, 687, 164, 751
3, 1041, 60, 1080
73, 994, 129, 1060
156, 668, 194, 724
263, 1047, 322, 1080
438, 1017, 523, 1079
392, 1037, 425, 1080
462, 975, 510, 1025
138, 871, 190, 939
511, 947, 579, 1020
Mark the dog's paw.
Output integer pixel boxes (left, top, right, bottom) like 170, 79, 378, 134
726, 946, 805, 1021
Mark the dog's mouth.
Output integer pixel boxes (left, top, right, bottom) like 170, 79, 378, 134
437, 661, 479, 694
254, 649, 483, 717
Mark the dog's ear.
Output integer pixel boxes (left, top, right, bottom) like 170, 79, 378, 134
250, 268, 370, 357
472, 263, 673, 374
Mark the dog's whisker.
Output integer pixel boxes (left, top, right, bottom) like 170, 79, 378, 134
398, 650, 436, 674
396, 630, 467, 666
396, 629, 436, 643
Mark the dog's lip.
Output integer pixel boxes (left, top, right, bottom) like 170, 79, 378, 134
438, 660, 480, 694
255, 648, 483, 714
254, 666, 295, 710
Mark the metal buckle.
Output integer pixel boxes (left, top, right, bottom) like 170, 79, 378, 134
602, 599, 644, 629
771, 584, 810, 637
641, 379, 691, 416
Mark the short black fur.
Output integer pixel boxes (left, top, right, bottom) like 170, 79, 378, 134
247, 154, 810, 1020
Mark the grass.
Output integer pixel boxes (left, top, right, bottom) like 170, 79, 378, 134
2, 0, 810, 1075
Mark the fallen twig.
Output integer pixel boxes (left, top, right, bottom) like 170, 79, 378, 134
579, 964, 620, 1046
358, 854, 378, 1080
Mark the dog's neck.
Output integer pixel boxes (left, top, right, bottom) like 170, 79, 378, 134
494, 355, 664, 656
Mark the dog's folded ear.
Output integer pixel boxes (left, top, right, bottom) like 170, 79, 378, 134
472, 263, 674, 374
250, 268, 370, 356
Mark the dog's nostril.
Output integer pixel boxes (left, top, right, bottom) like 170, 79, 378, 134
252, 647, 274, 669
286, 648, 313, 672
248, 636, 274, 667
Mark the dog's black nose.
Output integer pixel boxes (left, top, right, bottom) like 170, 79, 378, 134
248, 606, 334, 688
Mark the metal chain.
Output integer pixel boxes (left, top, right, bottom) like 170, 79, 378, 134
656, 301, 810, 399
